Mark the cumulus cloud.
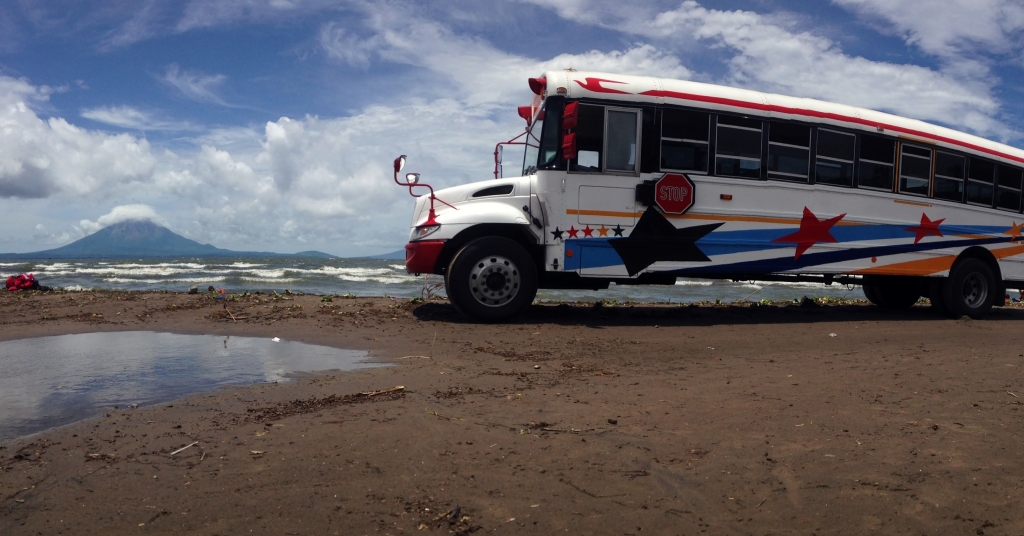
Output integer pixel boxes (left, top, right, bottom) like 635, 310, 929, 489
79, 204, 167, 234
0, 76, 157, 199
526, 0, 1016, 140
832, 0, 1024, 59
161, 64, 228, 104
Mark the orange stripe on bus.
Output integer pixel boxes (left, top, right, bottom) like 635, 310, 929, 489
567, 209, 865, 226
992, 244, 1024, 260
853, 255, 956, 276
893, 199, 932, 208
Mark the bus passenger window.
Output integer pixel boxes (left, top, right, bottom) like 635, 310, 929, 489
815, 129, 855, 187
570, 104, 604, 172
715, 115, 762, 179
661, 109, 709, 173
967, 158, 995, 206
933, 152, 965, 202
767, 122, 810, 182
899, 144, 932, 196
996, 164, 1022, 211
606, 108, 640, 173
857, 135, 895, 190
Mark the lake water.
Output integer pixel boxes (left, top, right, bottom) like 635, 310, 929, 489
0, 332, 379, 442
0, 256, 866, 303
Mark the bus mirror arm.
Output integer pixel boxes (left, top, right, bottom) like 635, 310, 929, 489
392, 155, 458, 226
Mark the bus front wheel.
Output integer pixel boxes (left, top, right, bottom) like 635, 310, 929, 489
942, 259, 995, 319
445, 237, 538, 322
864, 276, 919, 310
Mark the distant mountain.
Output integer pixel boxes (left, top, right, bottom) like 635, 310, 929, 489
365, 249, 407, 260
0, 220, 337, 259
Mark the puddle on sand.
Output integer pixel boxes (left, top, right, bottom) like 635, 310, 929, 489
0, 331, 380, 442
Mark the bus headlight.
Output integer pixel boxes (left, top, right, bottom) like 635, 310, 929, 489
412, 224, 440, 240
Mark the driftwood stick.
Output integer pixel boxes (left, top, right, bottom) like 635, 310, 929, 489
170, 441, 199, 456
360, 386, 405, 397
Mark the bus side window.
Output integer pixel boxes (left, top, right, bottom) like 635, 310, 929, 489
715, 115, 762, 179
996, 164, 1022, 212
967, 158, 995, 206
933, 152, 965, 202
661, 109, 710, 173
898, 144, 932, 196
606, 107, 641, 174
767, 122, 810, 183
815, 129, 855, 187
571, 104, 604, 172
857, 135, 895, 191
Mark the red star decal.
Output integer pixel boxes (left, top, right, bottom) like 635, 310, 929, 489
905, 213, 945, 244
772, 207, 846, 260
582, 225, 594, 237
567, 226, 579, 238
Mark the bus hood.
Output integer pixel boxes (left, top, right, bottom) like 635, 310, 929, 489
411, 175, 532, 228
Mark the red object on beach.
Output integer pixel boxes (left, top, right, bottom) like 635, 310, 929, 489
6, 273, 37, 291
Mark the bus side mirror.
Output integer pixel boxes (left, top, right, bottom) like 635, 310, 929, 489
562, 102, 578, 160
394, 155, 406, 174
562, 132, 577, 160
517, 106, 533, 125
562, 102, 578, 130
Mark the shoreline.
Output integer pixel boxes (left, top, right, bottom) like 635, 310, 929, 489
2, 291, 1023, 534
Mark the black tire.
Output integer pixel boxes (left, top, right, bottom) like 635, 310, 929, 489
862, 281, 881, 306
445, 237, 538, 322
865, 275, 920, 310
942, 258, 995, 319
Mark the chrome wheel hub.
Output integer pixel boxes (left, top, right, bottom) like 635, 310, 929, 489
468, 255, 520, 307
961, 272, 989, 308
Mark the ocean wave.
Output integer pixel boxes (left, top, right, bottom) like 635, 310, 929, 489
238, 276, 302, 283
390, 264, 406, 271
66, 267, 230, 277
224, 262, 265, 268
105, 262, 208, 269
674, 279, 713, 286
104, 277, 229, 284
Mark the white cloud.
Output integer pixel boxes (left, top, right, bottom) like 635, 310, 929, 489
319, 22, 378, 67
79, 204, 167, 234
161, 64, 228, 104
81, 105, 195, 131
832, 0, 1024, 59
526, 0, 1016, 140
0, 76, 157, 199
176, 0, 341, 32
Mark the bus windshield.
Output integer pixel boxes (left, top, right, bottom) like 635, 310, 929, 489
522, 101, 562, 175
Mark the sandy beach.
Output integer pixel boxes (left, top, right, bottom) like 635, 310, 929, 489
1, 290, 1023, 535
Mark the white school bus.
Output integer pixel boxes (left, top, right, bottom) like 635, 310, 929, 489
396, 70, 1024, 321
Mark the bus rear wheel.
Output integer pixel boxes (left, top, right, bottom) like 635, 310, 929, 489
942, 259, 995, 319
445, 237, 538, 322
864, 276, 920, 310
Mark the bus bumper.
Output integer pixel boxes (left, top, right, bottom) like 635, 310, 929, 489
405, 240, 446, 274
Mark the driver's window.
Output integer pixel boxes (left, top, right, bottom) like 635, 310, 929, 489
570, 104, 603, 172
569, 104, 640, 175
606, 108, 639, 173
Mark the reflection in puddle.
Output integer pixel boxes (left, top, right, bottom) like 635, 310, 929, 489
0, 332, 378, 442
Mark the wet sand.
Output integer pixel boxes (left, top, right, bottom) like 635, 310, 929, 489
1, 290, 1023, 535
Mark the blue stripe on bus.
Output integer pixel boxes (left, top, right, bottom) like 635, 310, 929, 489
667, 236, 1009, 275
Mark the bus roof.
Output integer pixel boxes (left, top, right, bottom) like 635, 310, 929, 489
542, 70, 1024, 167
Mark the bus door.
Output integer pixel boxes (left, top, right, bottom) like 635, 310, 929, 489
560, 103, 645, 277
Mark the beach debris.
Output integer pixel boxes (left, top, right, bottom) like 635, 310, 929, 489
608, 419, 618, 425
170, 441, 199, 456
250, 450, 265, 456
534, 365, 541, 369
247, 386, 405, 421
272, 337, 281, 342
1008, 391, 1019, 398
187, 285, 198, 294
829, 333, 838, 337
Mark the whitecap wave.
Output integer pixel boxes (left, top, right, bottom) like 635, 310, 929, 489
104, 277, 228, 284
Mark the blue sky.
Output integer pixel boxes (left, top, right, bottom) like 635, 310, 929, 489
1, 0, 1023, 255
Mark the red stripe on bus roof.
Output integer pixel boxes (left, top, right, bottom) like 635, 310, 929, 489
638, 89, 1024, 166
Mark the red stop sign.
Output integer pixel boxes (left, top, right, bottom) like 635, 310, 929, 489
654, 173, 695, 214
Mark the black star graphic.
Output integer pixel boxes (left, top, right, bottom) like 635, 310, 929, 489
551, 227, 564, 240
612, 224, 624, 237
609, 206, 722, 276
